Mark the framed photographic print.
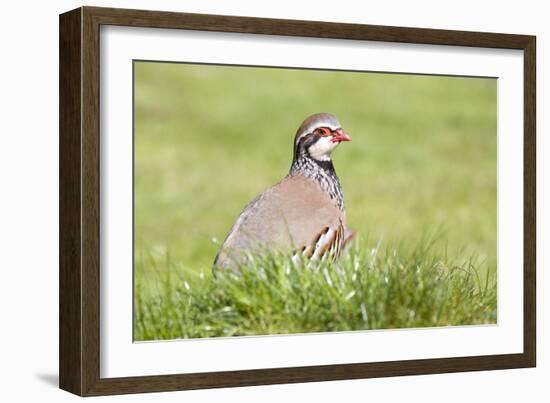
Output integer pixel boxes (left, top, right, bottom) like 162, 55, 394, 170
59, 6, 536, 396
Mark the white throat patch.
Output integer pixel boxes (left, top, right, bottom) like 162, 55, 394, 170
307, 136, 338, 161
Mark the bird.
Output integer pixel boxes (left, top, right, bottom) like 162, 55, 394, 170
214, 113, 354, 269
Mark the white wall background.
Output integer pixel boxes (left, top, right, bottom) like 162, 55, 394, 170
0, 0, 546, 401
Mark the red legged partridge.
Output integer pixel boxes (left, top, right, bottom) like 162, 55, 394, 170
214, 113, 354, 269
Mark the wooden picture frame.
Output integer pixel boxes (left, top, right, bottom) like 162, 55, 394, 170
59, 6, 536, 396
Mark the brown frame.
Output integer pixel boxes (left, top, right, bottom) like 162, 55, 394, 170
59, 6, 536, 396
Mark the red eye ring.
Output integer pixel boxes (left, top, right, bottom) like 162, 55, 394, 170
316, 127, 331, 137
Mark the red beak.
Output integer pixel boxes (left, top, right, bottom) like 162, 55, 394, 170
331, 129, 352, 143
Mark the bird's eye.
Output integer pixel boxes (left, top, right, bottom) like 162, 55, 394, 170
316, 127, 330, 137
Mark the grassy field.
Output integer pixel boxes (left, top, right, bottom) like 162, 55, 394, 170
135, 237, 496, 340
134, 61, 497, 340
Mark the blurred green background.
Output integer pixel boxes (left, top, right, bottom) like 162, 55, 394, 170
134, 61, 496, 296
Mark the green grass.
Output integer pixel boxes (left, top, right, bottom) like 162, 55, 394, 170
133, 62, 497, 339
135, 236, 496, 340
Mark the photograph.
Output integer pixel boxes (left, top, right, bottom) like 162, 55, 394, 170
53, 3, 538, 397
133, 61, 497, 341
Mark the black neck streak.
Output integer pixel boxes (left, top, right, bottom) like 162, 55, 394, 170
314, 158, 336, 174
289, 138, 344, 210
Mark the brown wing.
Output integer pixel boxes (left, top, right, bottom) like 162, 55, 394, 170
214, 175, 345, 268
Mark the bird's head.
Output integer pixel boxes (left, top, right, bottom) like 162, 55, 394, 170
293, 113, 351, 162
